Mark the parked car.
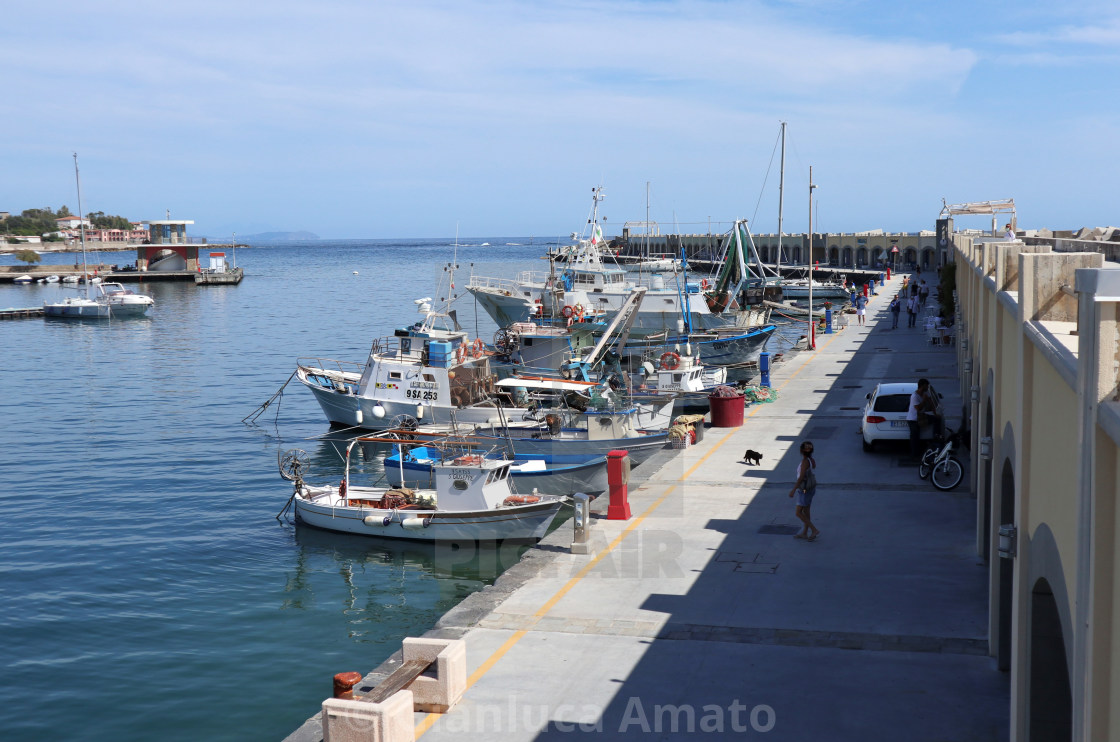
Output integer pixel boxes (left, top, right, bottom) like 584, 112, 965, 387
861, 382, 943, 452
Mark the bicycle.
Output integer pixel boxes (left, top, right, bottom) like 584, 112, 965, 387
918, 425, 965, 491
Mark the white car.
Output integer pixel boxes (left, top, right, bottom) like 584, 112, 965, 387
861, 382, 943, 452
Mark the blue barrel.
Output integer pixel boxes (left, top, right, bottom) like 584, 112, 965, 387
759, 351, 771, 388
825, 308, 833, 334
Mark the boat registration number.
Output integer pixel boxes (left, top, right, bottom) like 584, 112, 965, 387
406, 389, 438, 401
890, 421, 909, 428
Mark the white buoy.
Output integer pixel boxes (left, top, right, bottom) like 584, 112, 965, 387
402, 517, 431, 530
372, 405, 386, 419
364, 515, 391, 527
353, 270, 359, 275
416, 404, 424, 420
354, 409, 363, 425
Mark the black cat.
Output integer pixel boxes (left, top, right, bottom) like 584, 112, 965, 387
742, 450, 763, 465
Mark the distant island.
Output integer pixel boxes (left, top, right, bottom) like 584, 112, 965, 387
236, 231, 319, 243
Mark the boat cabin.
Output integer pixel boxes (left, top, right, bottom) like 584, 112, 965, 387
431, 456, 514, 510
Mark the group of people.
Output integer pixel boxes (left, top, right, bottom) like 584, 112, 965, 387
886, 277, 930, 329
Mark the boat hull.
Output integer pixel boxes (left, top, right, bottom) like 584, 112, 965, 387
470, 429, 669, 466
387, 452, 610, 496
293, 496, 564, 542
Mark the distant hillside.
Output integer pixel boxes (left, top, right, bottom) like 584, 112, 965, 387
238, 231, 320, 243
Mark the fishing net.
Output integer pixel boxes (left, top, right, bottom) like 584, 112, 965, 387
742, 386, 779, 403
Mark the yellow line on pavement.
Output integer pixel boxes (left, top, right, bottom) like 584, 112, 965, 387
416, 329, 844, 736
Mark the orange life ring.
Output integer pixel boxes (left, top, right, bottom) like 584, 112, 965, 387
456, 344, 467, 363
472, 338, 484, 358
700, 278, 709, 289
660, 351, 681, 370
503, 495, 541, 506
561, 305, 575, 318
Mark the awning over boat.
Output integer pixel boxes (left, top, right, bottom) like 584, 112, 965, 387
496, 377, 600, 392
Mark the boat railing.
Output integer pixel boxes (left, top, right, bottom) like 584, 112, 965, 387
297, 357, 364, 378
467, 271, 552, 292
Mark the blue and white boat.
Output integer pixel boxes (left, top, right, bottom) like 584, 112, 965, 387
384, 445, 609, 496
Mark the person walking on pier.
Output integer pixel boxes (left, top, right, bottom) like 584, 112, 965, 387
908, 379, 943, 458
889, 294, 902, 329
907, 293, 920, 327
918, 280, 930, 309
790, 441, 821, 541
854, 292, 867, 326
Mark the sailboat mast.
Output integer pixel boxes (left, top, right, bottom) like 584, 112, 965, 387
73, 153, 89, 290
776, 121, 786, 277
808, 165, 816, 349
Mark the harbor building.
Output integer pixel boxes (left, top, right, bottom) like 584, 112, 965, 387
617, 226, 945, 272
954, 228, 1120, 741
136, 219, 201, 271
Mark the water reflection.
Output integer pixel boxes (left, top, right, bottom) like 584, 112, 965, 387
283, 524, 529, 638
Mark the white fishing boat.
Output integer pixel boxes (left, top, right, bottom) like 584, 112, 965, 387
467, 187, 772, 335
777, 277, 852, 300
45, 275, 59, 284
13, 275, 32, 284
279, 443, 568, 543
61, 275, 80, 284
43, 155, 154, 319
385, 445, 610, 496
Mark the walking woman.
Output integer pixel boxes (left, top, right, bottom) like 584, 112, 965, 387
789, 441, 821, 541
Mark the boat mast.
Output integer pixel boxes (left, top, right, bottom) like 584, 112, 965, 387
808, 165, 816, 349
73, 152, 89, 295
776, 121, 785, 278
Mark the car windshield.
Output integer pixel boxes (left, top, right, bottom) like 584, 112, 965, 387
873, 393, 911, 413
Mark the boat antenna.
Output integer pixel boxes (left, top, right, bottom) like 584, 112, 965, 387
808, 165, 816, 350
73, 153, 89, 296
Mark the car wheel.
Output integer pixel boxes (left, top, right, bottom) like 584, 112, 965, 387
862, 438, 874, 452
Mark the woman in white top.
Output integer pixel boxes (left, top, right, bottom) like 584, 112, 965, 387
788, 440, 820, 541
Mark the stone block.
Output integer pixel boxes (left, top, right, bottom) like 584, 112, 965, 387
402, 637, 466, 713
322, 690, 414, 742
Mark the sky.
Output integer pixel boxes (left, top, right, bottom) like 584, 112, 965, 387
2, 0, 1118, 239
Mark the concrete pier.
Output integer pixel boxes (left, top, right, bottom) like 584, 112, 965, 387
285, 269, 1008, 741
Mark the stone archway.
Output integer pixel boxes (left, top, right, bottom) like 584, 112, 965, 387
857, 247, 868, 266
983, 397, 993, 561
921, 248, 934, 268
829, 246, 839, 265
998, 457, 1015, 671
1030, 578, 1072, 741
842, 247, 853, 267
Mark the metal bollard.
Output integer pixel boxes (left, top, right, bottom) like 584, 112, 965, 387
825, 307, 833, 334
759, 351, 771, 388
862, 283, 869, 297
333, 671, 363, 700
606, 450, 631, 520
870, 278, 876, 295
571, 492, 591, 554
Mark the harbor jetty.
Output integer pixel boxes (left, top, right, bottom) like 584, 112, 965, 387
284, 269, 1009, 741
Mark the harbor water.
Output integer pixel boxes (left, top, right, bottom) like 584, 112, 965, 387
0, 240, 804, 740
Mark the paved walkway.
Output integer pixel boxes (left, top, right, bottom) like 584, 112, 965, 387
288, 272, 1008, 741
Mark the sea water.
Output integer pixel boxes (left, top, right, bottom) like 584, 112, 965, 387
0, 240, 802, 740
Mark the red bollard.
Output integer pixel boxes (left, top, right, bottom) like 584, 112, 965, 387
886, 267, 891, 280
333, 672, 363, 700
606, 450, 631, 520
862, 283, 869, 297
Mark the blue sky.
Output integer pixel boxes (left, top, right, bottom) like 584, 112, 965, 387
2, 0, 1117, 239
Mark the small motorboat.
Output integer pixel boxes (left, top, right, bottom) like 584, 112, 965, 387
278, 440, 568, 543
44, 275, 60, 284
62, 276, 80, 284
385, 445, 609, 496
13, 275, 32, 284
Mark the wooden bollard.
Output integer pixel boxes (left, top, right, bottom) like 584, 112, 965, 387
333, 671, 364, 700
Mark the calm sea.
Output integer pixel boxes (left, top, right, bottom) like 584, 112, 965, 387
0, 239, 802, 740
